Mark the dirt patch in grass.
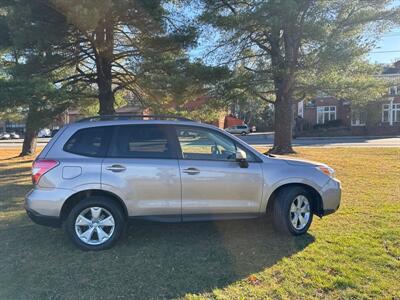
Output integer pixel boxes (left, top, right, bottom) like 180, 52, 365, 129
0, 147, 399, 299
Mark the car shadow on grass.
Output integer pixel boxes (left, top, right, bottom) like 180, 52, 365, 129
0, 213, 315, 299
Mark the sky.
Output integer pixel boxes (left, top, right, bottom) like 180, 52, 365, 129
367, 0, 400, 64
187, 1, 400, 66
192, 27, 400, 66
368, 27, 400, 64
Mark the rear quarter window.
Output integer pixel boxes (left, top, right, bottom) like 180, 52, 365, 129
63, 126, 110, 157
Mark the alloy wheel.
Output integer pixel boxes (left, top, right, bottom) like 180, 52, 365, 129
75, 207, 115, 245
289, 195, 311, 230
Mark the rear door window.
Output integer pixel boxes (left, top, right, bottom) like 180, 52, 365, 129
63, 126, 110, 157
109, 125, 174, 159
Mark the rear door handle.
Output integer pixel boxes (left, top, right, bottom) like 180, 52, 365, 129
182, 167, 200, 175
105, 164, 126, 172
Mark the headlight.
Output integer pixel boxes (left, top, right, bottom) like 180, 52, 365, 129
316, 165, 335, 178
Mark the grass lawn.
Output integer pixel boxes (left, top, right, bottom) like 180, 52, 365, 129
0, 147, 399, 299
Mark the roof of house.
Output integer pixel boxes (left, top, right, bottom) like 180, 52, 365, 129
382, 67, 400, 75
382, 60, 400, 75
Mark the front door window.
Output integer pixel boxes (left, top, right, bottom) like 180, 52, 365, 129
176, 127, 236, 161
176, 127, 257, 161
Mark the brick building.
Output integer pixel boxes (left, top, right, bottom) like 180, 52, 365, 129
296, 61, 400, 136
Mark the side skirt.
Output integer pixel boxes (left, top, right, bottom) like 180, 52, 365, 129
129, 213, 262, 223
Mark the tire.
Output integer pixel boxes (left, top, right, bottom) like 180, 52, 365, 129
64, 196, 126, 251
241, 131, 247, 136
271, 186, 313, 235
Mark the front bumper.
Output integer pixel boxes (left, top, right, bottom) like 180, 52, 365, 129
321, 178, 341, 216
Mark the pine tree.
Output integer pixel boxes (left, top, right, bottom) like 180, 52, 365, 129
50, 0, 197, 115
199, 0, 399, 153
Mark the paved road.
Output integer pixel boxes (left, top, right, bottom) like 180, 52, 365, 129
0, 134, 399, 148
0, 138, 51, 148
239, 133, 400, 148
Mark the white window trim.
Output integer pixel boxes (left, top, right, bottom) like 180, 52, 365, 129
382, 104, 390, 123
393, 103, 400, 123
388, 86, 398, 96
317, 106, 336, 124
297, 100, 304, 118
382, 98, 396, 125
351, 110, 366, 126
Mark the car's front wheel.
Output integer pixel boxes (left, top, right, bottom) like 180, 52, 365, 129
271, 186, 313, 235
64, 196, 125, 251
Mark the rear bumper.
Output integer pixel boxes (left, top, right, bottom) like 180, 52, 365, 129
25, 207, 61, 227
24, 187, 74, 217
321, 178, 341, 216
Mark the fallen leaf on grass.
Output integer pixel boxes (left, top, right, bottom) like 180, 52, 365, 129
247, 275, 261, 285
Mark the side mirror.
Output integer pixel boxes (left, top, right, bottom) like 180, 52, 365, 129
235, 150, 249, 168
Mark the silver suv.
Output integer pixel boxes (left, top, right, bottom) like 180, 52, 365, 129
25, 115, 341, 251
225, 124, 250, 135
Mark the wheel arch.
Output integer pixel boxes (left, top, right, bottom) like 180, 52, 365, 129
60, 189, 128, 222
266, 183, 324, 217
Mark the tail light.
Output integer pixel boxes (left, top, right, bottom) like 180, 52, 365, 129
32, 159, 59, 185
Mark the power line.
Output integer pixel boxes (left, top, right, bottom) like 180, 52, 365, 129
370, 50, 400, 53
381, 33, 400, 37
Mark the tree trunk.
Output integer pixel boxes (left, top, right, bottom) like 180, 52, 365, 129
268, 75, 295, 154
268, 17, 301, 154
95, 17, 115, 116
20, 128, 38, 156
20, 112, 38, 156
269, 93, 295, 154
97, 70, 115, 115
267, 24, 297, 155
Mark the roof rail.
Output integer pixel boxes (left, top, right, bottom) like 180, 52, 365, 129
77, 114, 193, 123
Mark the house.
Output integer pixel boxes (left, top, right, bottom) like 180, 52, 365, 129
296, 61, 400, 136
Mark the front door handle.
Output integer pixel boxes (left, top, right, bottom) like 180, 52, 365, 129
182, 167, 200, 175
105, 164, 126, 172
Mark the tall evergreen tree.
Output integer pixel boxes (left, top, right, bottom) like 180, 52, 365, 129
49, 0, 197, 115
199, 0, 399, 153
0, 0, 90, 155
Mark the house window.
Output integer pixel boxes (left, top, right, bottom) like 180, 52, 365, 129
317, 106, 336, 124
382, 103, 400, 123
393, 104, 400, 122
388, 86, 398, 96
382, 104, 390, 122
351, 109, 366, 126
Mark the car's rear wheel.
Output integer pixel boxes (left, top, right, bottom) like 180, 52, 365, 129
271, 186, 313, 235
241, 131, 247, 135
64, 196, 125, 251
